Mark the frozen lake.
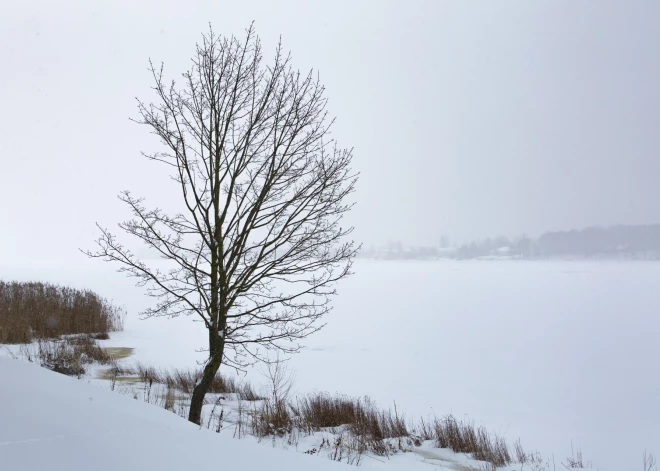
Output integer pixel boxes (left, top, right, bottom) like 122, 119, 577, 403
296, 260, 660, 470
3, 259, 659, 470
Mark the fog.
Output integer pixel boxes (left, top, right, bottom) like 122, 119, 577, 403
2, 2, 660, 470
3, 1, 660, 260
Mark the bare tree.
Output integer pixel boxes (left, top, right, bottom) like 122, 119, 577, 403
86, 25, 358, 425
260, 353, 296, 403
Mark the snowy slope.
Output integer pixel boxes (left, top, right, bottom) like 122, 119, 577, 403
0, 358, 343, 471
4, 259, 660, 470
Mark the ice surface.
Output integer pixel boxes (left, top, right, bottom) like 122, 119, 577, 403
2, 259, 658, 470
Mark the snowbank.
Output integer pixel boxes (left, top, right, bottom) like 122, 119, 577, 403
0, 358, 341, 471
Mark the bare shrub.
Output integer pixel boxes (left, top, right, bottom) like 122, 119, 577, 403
0, 281, 125, 343
260, 356, 296, 403
34, 337, 113, 377
37, 340, 86, 377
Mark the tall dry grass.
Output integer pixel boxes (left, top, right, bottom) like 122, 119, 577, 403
292, 394, 408, 440
114, 360, 523, 468
118, 363, 263, 401
250, 391, 513, 465
0, 281, 125, 343
432, 415, 511, 467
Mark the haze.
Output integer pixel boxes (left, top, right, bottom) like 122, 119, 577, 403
2, 0, 660, 262
4, 3, 660, 471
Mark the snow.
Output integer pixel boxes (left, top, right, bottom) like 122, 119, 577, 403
0, 357, 344, 471
299, 260, 660, 471
0, 357, 523, 471
2, 259, 660, 470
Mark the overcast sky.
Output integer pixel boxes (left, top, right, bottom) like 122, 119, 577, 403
2, 0, 660, 264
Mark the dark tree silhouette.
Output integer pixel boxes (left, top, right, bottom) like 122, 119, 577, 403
86, 25, 358, 424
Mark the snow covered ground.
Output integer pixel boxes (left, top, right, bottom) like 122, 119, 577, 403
0, 357, 345, 471
1, 357, 525, 470
2, 259, 659, 470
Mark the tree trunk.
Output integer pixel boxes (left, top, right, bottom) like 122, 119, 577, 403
188, 329, 224, 425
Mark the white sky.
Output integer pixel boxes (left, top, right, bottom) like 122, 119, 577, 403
2, 0, 660, 262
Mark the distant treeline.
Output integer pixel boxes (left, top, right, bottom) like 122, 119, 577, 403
455, 224, 660, 260
360, 224, 660, 261
533, 224, 660, 259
